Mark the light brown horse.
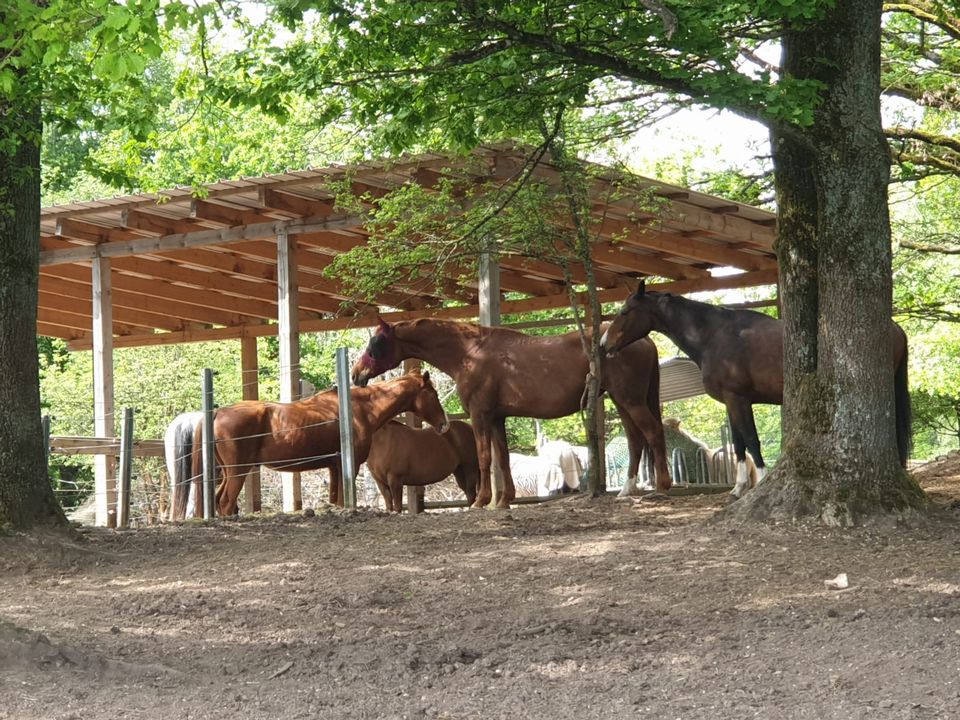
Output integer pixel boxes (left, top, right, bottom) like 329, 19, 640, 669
352, 318, 670, 509
601, 282, 911, 498
367, 419, 480, 512
192, 370, 449, 516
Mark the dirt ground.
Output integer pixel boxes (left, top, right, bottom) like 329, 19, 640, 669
3, 459, 960, 720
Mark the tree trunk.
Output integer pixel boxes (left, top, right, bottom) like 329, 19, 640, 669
546, 130, 608, 497
0, 97, 70, 531
725, 0, 927, 525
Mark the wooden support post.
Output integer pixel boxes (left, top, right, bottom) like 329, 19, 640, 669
404, 359, 425, 514
117, 408, 134, 528
478, 250, 501, 326
478, 249, 504, 503
240, 335, 261, 513
336, 347, 357, 510
201, 368, 216, 518
92, 254, 116, 527
277, 230, 302, 512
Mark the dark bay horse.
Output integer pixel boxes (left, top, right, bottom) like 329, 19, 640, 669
352, 318, 671, 509
367, 419, 480, 512
192, 371, 449, 516
600, 282, 911, 498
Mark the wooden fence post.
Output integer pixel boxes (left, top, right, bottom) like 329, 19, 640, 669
117, 408, 134, 528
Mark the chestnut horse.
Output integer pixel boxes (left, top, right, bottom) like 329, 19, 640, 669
367, 419, 480, 512
192, 370, 449, 516
601, 282, 911, 498
352, 318, 670, 509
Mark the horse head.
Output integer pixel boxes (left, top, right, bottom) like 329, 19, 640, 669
409, 371, 450, 433
600, 281, 659, 356
352, 316, 402, 387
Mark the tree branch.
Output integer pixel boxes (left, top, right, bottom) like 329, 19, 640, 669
886, 126, 960, 155
884, 1, 960, 42
901, 239, 960, 254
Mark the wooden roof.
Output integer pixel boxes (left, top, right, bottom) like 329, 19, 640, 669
38, 143, 778, 350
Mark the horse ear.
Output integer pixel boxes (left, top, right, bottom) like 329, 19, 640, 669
635, 280, 646, 298
422, 370, 431, 384
377, 315, 390, 333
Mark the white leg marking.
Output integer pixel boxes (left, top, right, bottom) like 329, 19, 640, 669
755, 465, 768, 485
618, 475, 639, 497
730, 460, 751, 498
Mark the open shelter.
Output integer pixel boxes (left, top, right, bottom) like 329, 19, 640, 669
37, 142, 778, 525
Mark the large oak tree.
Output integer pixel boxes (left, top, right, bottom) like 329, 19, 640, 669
0, 0, 210, 530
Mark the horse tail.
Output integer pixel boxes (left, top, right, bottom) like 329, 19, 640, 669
165, 413, 201, 521
894, 339, 912, 468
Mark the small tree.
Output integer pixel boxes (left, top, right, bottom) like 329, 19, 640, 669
326, 116, 659, 494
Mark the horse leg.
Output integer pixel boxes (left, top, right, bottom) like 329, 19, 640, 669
612, 403, 646, 496
491, 417, 515, 509
470, 418, 494, 508
215, 468, 243, 516
370, 473, 388, 510
453, 466, 477, 506
726, 401, 766, 498
619, 401, 672, 494
387, 476, 403, 513
328, 458, 344, 507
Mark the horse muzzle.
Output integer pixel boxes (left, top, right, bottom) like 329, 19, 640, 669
352, 368, 371, 387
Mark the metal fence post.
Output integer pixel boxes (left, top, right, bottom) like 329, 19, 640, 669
201, 368, 216, 519
335, 348, 357, 510
117, 408, 135, 528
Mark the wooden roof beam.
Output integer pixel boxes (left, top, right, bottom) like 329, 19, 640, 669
38, 306, 138, 336
56, 217, 144, 243
499, 255, 628, 289
123, 208, 209, 235
40, 271, 247, 328
497, 268, 566, 296
593, 216, 776, 271
64, 269, 779, 350
590, 242, 708, 280
605, 196, 776, 249
259, 188, 337, 218
43, 235, 338, 316
42, 264, 275, 323
39, 289, 186, 332
296, 230, 369, 255
39, 213, 367, 265
38, 321, 87, 341
190, 199, 277, 227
